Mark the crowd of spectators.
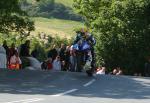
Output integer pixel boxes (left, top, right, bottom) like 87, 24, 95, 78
1, 29, 150, 77
1, 40, 31, 70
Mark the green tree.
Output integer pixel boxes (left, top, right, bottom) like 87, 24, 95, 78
0, 0, 34, 34
74, 0, 150, 75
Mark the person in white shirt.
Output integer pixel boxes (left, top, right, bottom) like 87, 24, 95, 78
96, 66, 106, 75
52, 56, 61, 71
0, 46, 7, 69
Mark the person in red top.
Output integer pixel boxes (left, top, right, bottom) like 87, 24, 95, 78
41, 58, 53, 70
47, 58, 53, 70
9, 50, 22, 70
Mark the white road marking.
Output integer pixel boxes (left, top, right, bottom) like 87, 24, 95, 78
22, 98, 44, 103
16, 90, 33, 93
4, 98, 44, 103
83, 79, 96, 87
51, 89, 78, 97
3, 76, 96, 103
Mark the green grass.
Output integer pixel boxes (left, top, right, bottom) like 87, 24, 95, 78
31, 17, 84, 38
27, 0, 74, 8
26, 0, 83, 38
55, 0, 73, 8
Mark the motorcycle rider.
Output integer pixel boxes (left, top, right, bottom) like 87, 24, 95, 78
73, 28, 96, 76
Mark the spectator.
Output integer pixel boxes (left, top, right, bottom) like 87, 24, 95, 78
61, 60, 67, 71
69, 47, 76, 72
2, 40, 9, 66
52, 56, 61, 71
47, 58, 53, 70
41, 60, 48, 70
31, 48, 39, 58
111, 67, 123, 75
8, 50, 22, 70
116, 67, 123, 75
112, 68, 118, 75
64, 46, 70, 71
144, 57, 150, 77
47, 44, 58, 61
8, 43, 17, 65
2, 40, 9, 57
96, 66, 106, 75
41, 58, 53, 70
0, 46, 7, 68
20, 40, 30, 57
9, 43, 17, 57
58, 43, 66, 61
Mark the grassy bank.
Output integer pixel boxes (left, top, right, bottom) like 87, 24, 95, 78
31, 17, 84, 38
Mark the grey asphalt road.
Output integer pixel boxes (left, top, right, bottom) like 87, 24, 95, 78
0, 69, 150, 103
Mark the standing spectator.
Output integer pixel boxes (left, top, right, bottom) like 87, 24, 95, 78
0, 46, 7, 69
58, 43, 66, 61
64, 46, 70, 71
2, 40, 9, 57
9, 43, 17, 57
47, 44, 58, 61
144, 57, 150, 77
20, 40, 30, 57
31, 44, 39, 59
52, 56, 61, 71
31, 48, 39, 58
69, 47, 76, 72
2, 40, 9, 66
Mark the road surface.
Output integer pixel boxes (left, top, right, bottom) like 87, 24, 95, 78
0, 70, 150, 103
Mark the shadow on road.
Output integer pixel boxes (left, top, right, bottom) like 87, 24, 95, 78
70, 75, 150, 99
0, 69, 150, 99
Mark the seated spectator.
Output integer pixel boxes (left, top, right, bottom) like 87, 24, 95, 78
111, 67, 123, 75
96, 66, 106, 75
9, 43, 17, 57
47, 45, 58, 61
61, 60, 67, 71
52, 56, 61, 71
47, 58, 53, 70
8, 50, 22, 70
41, 58, 53, 70
112, 68, 118, 75
41, 60, 47, 70
116, 67, 123, 75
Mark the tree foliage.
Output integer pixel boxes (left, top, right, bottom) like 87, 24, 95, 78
0, 0, 34, 34
74, 0, 150, 74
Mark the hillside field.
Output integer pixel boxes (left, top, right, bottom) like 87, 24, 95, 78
31, 17, 83, 38
26, 0, 83, 38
